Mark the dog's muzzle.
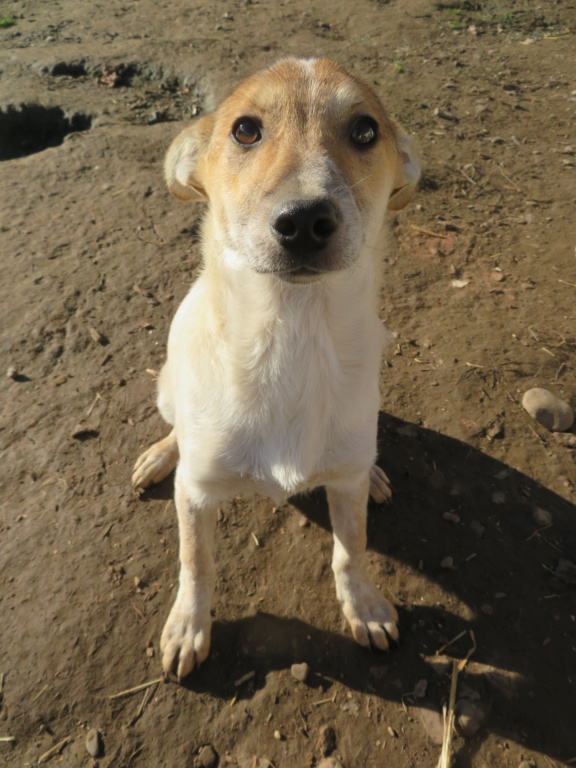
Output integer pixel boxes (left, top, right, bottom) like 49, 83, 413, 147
270, 198, 339, 262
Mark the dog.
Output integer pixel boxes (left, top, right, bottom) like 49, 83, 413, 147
132, 58, 420, 680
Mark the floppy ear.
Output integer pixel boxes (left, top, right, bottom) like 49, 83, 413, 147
164, 114, 215, 201
387, 127, 421, 212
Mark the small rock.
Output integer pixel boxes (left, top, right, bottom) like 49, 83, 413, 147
455, 699, 485, 737
492, 491, 506, 505
533, 507, 552, 526
417, 706, 444, 745
273, 730, 283, 741
442, 511, 460, 524
555, 558, 576, 585
522, 388, 574, 432
434, 107, 457, 121
291, 662, 309, 682
85, 728, 102, 758
316, 725, 336, 757
470, 521, 485, 539
195, 745, 218, 768
441, 556, 454, 569
6, 366, 19, 379
318, 759, 343, 768
414, 678, 428, 698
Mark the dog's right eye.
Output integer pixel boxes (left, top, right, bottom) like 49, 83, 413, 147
232, 118, 262, 146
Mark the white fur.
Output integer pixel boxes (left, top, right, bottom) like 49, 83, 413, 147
132, 58, 419, 680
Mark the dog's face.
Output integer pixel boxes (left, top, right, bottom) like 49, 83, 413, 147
166, 59, 420, 283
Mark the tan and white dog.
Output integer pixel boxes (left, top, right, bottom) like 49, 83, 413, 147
133, 58, 420, 680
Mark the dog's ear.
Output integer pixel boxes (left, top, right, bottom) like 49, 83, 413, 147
164, 114, 215, 201
387, 127, 421, 212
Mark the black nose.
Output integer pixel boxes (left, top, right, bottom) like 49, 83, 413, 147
270, 199, 339, 254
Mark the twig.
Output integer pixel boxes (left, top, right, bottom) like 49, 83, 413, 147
458, 630, 477, 671
0, 672, 4, 695
435, 630, 467, 656
32, 684, 48, 703
410, 225, 450, 240
234, 671, 255, 687
559, 279, 576, 288
314, 696, 336, 706
458, 168, 477, 185
38, 736, 71, 763
495, 163, 521, 192
437, 660, 459, 768
86, 392, 102, 416
107, 678, 163, 700
0, 737, 16, 743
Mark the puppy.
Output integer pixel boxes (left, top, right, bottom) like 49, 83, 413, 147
133, 58, 420, 680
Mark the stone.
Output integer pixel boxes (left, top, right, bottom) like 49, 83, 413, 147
417, 706, 444, 745
522, 388, 574, 432
455, 699, 485, 737
291, 662, 309, 682
85, 728, 102, 758
195, 745, 218, 768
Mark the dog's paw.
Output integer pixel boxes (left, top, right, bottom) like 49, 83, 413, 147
132, 434, 178, 490
369, 465, 392, 504
336, 570, 398, 651
160, 600, 211, 681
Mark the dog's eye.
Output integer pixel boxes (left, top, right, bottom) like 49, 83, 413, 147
350, 117, 378, 147
232, 118, 262, 146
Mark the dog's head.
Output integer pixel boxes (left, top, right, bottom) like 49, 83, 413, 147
165, 58, 420, 284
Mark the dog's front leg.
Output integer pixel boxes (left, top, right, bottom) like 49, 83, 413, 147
326, 474, 399, 651
161, 468, 217, 680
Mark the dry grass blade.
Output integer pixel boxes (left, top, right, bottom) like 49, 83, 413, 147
437, 660, 459, 768
107, 678, 163, 700
410, 224, 450, 240
38, 736, 71, 763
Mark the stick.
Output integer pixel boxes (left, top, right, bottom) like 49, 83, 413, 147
38, 736, 71, 763
435, 630, 467, 656
458, 630, 477, 671
437, 660, 459, 768
0, 737, 16, 743
32, 684, 48, 703
410, 225, 450, 240
107, 678, 163, 700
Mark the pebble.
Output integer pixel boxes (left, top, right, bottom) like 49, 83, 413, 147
470, 521, 485, 539
455, 699, 485, 737
291, 662, 309, 682
443, 511, 460, 524
85, 728, 102, 758
533, 507, 552, 526
273, 730, 283, 741
555, 558, 576, 585
522, 388, 574, 432
195, 745, 218, 768
414, 678, 428, 698
416, 706, 444, 745
441, 556, 454, 569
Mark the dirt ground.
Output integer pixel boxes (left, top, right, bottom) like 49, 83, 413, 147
1, 0, 576, 766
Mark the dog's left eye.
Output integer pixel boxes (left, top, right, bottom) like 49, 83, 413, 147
350, 117, 378, 147
232, 118, 262, 146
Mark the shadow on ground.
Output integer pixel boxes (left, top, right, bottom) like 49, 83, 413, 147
147, 412, 576, 763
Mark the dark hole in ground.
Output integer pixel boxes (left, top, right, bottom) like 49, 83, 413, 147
51, 60, 88, 78
0, 104, 92, 160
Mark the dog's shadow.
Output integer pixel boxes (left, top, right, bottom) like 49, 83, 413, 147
145, 412, 576, 762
